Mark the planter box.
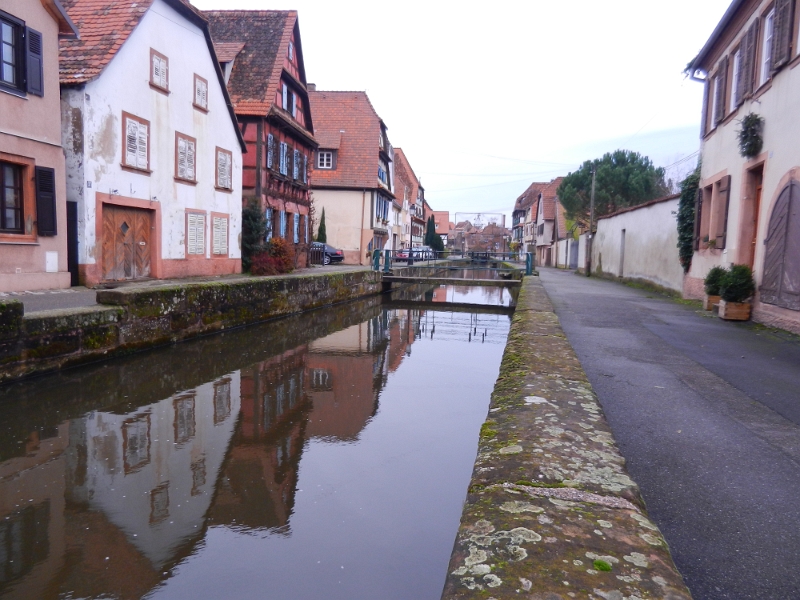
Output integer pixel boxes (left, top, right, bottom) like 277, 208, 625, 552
719, 300, 751, 321
704, 295, 721, 311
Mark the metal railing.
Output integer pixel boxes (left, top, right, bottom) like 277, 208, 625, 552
372, 249, 530, 273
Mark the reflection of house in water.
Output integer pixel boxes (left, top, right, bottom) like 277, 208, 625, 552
0, 307, 425, 599
0, 374, 241, 599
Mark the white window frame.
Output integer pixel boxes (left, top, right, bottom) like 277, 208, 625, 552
194, 74, 208, 110
150, 49, 168, 91
760, 9, 775, 87
730, 49, 741, 111
216, 147, 232, 190
187, 212, 206, 255
318, 151, 333, 169
176, 132, 196, 182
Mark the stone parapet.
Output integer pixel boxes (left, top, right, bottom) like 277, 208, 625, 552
0, 270, 382, 383
442, 276, 692, 599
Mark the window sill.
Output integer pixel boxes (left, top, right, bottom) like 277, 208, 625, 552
790, 53, 800, 70
193, 103, 209, 114
121, 164, 152, 175
175, 177, 197, 186
150, 83, 170, 96
0, 85, 26, 99
753, 80, 772, 100
215, 186, 233, 194
721, 106, 740, 126
211, 253, 230, 258
0, 237, 37, 245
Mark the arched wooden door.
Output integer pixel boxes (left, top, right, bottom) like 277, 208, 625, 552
761, 181, 800, 310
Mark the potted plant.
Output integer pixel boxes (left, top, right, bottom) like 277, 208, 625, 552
718, 264, 756, 320
737, 113, 764, 159
703, 265, 727, 310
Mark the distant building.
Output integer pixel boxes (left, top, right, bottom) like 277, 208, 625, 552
59, 0, 245, 286
206, 10, 317, 267
393, 148, 421, 249
685, 0, 800, 333
0, 0, 78, 292
512, 182, 548, 255
532, 178, 566, 266
309, 90, 395, 264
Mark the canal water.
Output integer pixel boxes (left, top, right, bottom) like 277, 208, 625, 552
0, 287, 511, 599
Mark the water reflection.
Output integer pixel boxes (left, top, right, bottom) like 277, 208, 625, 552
0, 289, 510, 599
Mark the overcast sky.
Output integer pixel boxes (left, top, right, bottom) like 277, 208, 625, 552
193, 0, 732, 221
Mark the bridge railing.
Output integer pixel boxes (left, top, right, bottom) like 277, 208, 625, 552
373, 248, 525, 270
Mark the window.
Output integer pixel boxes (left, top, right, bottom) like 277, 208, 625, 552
730, 48, 741, 111
175, 132, 197, 183
0, 13, 42, 97
304, 213, 308, 242
713, 56, 727, 125
279, 142, 288, 176
318, 151, 333, 169
193, 74, 208, 111
150, 48, 168, 92
122, 112, 150, 172
216, 147, 232, 190
293, 149, 300, 179
303, 154, 308, 183
1, 161, 22, 232
760, 9, 775, 87
378, 159, 389, 186
288, 41, 294, 61
280, 210, 286, 237
293, 212, 299, 243
282, 83, 288, 111
213, 215, 228, 255
265, 208, 273, 241
187, 212, 206, 255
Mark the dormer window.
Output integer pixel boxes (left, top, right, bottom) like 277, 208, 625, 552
150, 48, 168, 93
317, 150, 334, 169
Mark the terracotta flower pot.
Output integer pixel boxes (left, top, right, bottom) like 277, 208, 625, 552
704, 295, 721, 311
718, 299, 751, 321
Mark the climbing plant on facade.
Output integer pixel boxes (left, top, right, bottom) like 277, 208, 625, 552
676, 164, 700, 273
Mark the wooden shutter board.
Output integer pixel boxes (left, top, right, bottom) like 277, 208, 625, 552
25, 28, 44, 97
719, 175, 732, 249
34, 166, 57, 236
772, 0, 794, 70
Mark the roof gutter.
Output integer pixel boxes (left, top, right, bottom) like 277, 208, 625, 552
686, 0, 746, 77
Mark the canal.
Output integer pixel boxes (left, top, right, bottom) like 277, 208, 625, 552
0, 285, 512, 599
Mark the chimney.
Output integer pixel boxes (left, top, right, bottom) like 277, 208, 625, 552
307, 83, 316, 91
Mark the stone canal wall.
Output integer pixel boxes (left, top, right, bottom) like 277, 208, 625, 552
0, 270, 382, 383
442, 276, 692, 599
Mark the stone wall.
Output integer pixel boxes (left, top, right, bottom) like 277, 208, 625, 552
0, 270, 382, 383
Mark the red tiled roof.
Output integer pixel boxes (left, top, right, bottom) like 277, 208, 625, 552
213, 42, 245, 63
540, 177, 565, 220
205, 10, 293, 117
514, 181, 548, 212
309, 90, 387, 190
316, 130, 342, 149
59, 0, 154, 84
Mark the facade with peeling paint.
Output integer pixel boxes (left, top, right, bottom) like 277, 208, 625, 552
59, 0, 245, 287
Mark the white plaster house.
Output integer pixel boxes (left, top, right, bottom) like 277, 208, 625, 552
686, 0, 800, 333
59, 0, 245, 286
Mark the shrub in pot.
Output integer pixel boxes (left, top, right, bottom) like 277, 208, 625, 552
718, 264, 755, 320
703, 266, 727, 310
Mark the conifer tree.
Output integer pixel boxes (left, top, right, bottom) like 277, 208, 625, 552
317, 207, 327, 243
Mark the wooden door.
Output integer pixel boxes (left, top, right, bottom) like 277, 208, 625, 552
102, 205, 152, 281
761, 181, 800, 310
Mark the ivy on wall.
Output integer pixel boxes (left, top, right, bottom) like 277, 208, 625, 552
677, 165, 700, 273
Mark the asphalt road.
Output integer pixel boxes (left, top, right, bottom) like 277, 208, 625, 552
538, 268, 800, 600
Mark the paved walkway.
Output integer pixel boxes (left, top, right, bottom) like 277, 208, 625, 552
2, 265, 371, 314
538, 267, 800, 600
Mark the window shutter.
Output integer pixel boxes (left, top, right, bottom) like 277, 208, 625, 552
772, 0, 793, 70
186, 140, 195, 181
188, 213, 197, 254
286, 145, 293, 177
265, 209, 272, 241
293, 212, 299, 243
153, 55, 161, 86
282, 84, 288, 110
196, 214, 205, 254
290, 92, 296, 117
125, 118, 139, 167
718, 175, 732, 249
714, 56, 728, 124
700, 81, 709, 138
178, 138, 188, 179
35, 166, 57, 236
213, 217, 221, 254
267, 134, 274, 169
742, 18, 759, 97
136, 122, 148, 169
733, 49, 743, 107
195, 77, 207, 108
219, 218, 228, 254
303, 154, 308, 183
293, 149, 300, 179
280, 142, 287, 175
26, 28, 44, 97
693, 188, 703, 250
160, 57, 168, 88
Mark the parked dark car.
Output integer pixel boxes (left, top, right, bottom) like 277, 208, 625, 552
312, 242, 344, 265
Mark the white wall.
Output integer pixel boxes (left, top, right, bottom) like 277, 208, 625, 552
61, 0, 242, 268
592, 197, 683, 292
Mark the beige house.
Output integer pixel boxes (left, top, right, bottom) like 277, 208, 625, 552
686, 0, 800, 333
0, 0, 78, 292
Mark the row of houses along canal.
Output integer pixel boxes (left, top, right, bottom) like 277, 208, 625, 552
0, 265, 519, 599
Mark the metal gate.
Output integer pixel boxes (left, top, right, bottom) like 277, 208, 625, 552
761, 180, 800, 310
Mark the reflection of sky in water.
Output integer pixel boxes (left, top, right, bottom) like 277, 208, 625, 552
0, 298, 510, 600
432, 284, 513, 306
